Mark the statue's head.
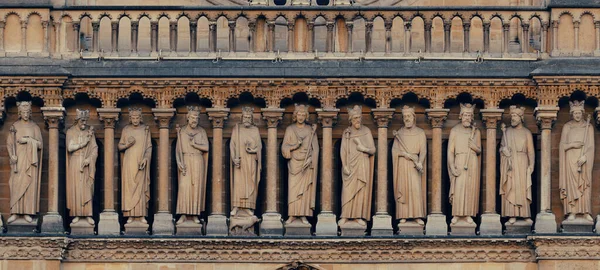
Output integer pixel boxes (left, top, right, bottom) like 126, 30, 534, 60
459, 103, 475, 128
241, 107, 254, 127
75, 109, 90, 130
348, 105, 362, 130
17, 101, 32, 121
128, 107, 143, 126
569, 100, 585, 122
186, 106, 200, 129
292, 104, 309, 124
402, 105, 416, 128
509, 105, 525, 127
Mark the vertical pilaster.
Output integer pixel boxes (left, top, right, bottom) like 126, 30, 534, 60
307, 22, 314, 53
42, 21, 49, 54
228, 21, 236, 53
425, 108, 449, 236
209, 21, 217, 53
111, 21, 118, 55
190, 20, 198, 53
259, 108, 285, 236
92, 21, 99, 54
479, 109, 503, 235
150, 21, 158, 55
346, 22, 353, 53
594, 22, 600, 56
384, 21, 392, 54
443, 21, 451, 53
502, 23, 510, 54
97, 108, 121, 235
315, 109, 339, 236
267, 21, 275, 52
551, 20, 558, 56
205, 108, 230, 235
326, 21, 334, 53
541, 22, 549, 54
248, 21, 255, 53
365, 20, 373, 53
131, 21, 139, 56
522, 23, 530, 53
424, 21, 432, 53
151, 109, 176, 235
41, 107, 66, 234
534, 107, 559, 234
0, 21, 5, 53
404, 22, 412, 54
371, 109, 395, 236
287, 22, 295, 52
169, 21, 178, 55
573, 21, 580, 56
20, 20, 27, 54
483, 22, 490, 53
463, 22, 470, 53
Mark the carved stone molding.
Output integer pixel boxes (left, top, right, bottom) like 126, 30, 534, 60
0, 237, 68, 260
530, 236, 600, 260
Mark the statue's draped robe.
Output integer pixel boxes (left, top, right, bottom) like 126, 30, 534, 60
499, 126, 534, 218
7, 121, 43, 215
447, 125, 481, 217
282, 124, 319, 217
340, 126, 375, 220
559, 120, 594, 215
176, 125, 209, 215
392, 127, 427, 219
120, 124, 152, 217
230, 124, 262, 210
66, 126, 98, 217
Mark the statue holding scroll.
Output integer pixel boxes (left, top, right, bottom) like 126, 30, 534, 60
118, 108, 152, 225
66, 109, 98, 226
559, 101, 594, 222
6, 101, 43, 224
175, 106, 209, 225
339, 105, 376, 227
282, 104, 318, 225
447, 103, 481, 225
499, 106, 534, 225
392, 106, 426, 225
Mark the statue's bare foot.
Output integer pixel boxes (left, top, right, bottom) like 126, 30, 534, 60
230, 207, 238, 217
71, 216, 80, 224
525, 218, 533, 223
508, 217, 517, 224
140, 217, 148, 224
466, 217, 474, 224
337, 218, 348, 226
126, 217, 133, 224
399, 219, 407, 224
451, 216, 458, 224
86, 217, 95, 225
7, 214, 17, 224
300, 217, 309, 225
176, 215, 186, 225
568, 214, 576, 221
357, 219, 366, 226
415, 218, 424, 225
586, 214, 593, 222
24, 215, 33, 223
285, 217, 296, 225
193, 216, 201, 224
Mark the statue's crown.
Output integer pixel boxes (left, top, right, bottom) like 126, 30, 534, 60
187, 106, 201, 115
509, 105, 525, 116
460, 103, 475, 114
401, 105, 415, 115
16, 101, 32, 112
569, 100, 585, 113
241, 106, 254, 116
128, 107, 142, 116
76, 109, 90, 120
348, 105, 362, 118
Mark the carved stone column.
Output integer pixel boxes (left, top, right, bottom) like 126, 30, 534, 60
20, 21, 27, 54
365, 20, 373, 53
371, 108, 395, 236
169, 21, 178, 56
267, 21, 275, 52
463, 22, 470, 53
541, 22, 549, 54
596, 107, 600, 233
346, 22, 353, 53
206, 108, 230, 235
92, 21, 100, 54
594, 22, 600, 56
522, 23, 530, 54
0, 21, 5, 53
41, 107, 66, 234
384, 21, 392, 54
483, 22, 490, 53
502, 23, 510, 54
425, 108, 449, 236
424, 21, 432, 53
443, 22, 451, 53
131, 21, 139, 56
209, 21, 217, 53
404, 22, 412, 55
249, 21, 256, 53
97, 108, 121, 235
326, 22, 334, 53
573, 21, 580, 56
111, 21, 119, 55
53, 21, 60, 55
479, 109, 503, 235
551, 21, 558, 55
152, 109, 176, 235
315, 108, 339, 236
307, 22, 314, 53
534, 107, 559, 233
190, 20, 198, 53
287, 23, 295, 52
228, 21, 236, 53
150, 21, 158, 56
42, 21, 49, 54
259, 108, 285, 236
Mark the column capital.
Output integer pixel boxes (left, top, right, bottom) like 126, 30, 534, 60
111, 21, 119, 30
316, 108, 340, 128
594, 107, 600, 127
326, 22, 335, 31
206, 108, 230, 129
480, 108, 504, 129
463, 22, 471, 31
92, 21, 100, 31
521, 23, 530, 31
152, 108, 176, 129
41, 107, 65, 129
535, 107, 559, 130
371, 108, 395, 128
404, 22, 412, 31
482, 22, 491, 30
98, 108, 121, 129
425, 108, 450, 129
261, 108, 285, 128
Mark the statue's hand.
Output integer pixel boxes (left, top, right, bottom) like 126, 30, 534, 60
18, 137, 29, 144
500, 147, 511, 157
469, 140, 479, 152
82, 159, 90, 167
10, 155, 17, 164
577, 156, 587, 167
233, 157, 241, 168
570, 141, 584, 150
450, 165, 461, 177
139, 158, 148, 170
526, 166, 533, 175
127, 136, 136, 146
415, 162, 423, 173
343, 166, 351, 176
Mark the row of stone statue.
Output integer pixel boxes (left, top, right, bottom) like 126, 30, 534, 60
4, 100, 593, 235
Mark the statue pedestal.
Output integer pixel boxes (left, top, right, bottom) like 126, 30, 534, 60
229, 215, 259, 236
98, 211, 121, 236
259, 213, 284, 236
206, 214, 229, 236
176, 219, 204, 236
70, 219, 95, 235
7, 217, 39, 234
505, 219, 533, 235
370, 214, 393, 236
479, 213, 502, 235
284, 220, 312, 236
450, 219, 476, 236
425, 214, 448, 236
398, 220, 424, 235
339, 220, 366, 237
534, 212, 557, 233
41, 213, 64, 234
124, 220, 149, 235
562, 216, 594, 233
315, 212, 338, 236
152, 212, 174, 235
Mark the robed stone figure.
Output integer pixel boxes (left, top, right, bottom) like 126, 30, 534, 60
339, 105, 376, 227
282, 104, 318, 225
448, 103, 481, 225
118, 108, 152, 224
230, 107, 262, 218
6, 101, 43, 224
559, 101, 594, 222
499, 106, 534, 225
66, 109, 98, 226
175, 106, 209, 225
392, 106, 426, 225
